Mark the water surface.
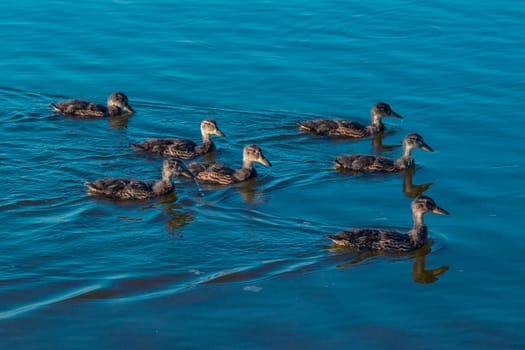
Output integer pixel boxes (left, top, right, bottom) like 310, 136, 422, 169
1, 0, 524, 349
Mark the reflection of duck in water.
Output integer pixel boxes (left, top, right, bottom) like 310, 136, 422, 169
334, 133, 433, 173
403, 166, 433, 198
84, 158, 194, 200
159, 200, 195, 237
331, 242, 449, 284
370, 131, 401, 153
132, 119, 225, 159
187, 144, 271, 185
298, 102, 402, 138
327, 196, 449, 252
411, 244, 449, 284
51, 92, 134, 118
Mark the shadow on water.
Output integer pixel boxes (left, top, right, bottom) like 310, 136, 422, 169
325, 242, 449, 284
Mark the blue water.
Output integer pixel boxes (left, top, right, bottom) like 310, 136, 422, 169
1, 0, 524, 348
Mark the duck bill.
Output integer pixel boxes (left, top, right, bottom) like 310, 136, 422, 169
421, 143, 434, 152
123, 105, 135, 114
215, 129, 226, 137
181, 170, 195, 178
432, 206, 450, 215
258, 156, 272, 167
178, 165, 196, 178
390, 110, 403, 119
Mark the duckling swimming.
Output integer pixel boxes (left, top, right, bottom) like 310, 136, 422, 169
51, 92, 134, 118
298, 102, 402, 138
187, 144, 271, 185
334, 133, 433, 173
132, 119, 225, 159
84, 158, 194, 200
327, 196, 449, 252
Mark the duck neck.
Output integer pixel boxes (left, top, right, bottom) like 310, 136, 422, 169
233, 159, 256, 182
403, 141, 415, 158
395, 143, 414, 169
153, 180, 173, 195
154, 171, 174, 195
370, 113, 384, 128
201, 130, 212, 144
409, 212, 428, 246
412, 210, 425, 227
161, 169, 173, 184
107, 105, 119, 117
242, 158, 255, 170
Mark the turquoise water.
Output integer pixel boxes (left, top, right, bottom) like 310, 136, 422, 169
1, 0, 524, 348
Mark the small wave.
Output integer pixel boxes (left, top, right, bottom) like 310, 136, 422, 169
0, 197, 66, 212
0, 284, 102, 320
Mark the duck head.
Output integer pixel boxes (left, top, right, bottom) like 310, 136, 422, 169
108, 92, 135, 114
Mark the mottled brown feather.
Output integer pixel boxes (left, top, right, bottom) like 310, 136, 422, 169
326, 196, 449, 252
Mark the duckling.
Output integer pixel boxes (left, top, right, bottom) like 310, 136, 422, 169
84, 158, 194, 200
334, 133, 433, 172
51, 92, 134, 117
132, 119, 225, 159
298, 102, 402, 138
327, 196, 449, 252
187, 144, 271, 185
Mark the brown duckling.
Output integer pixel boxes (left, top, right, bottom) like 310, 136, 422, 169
84, 158, 194, 200
327, 196, 449, 252
132, 119, 225, 159
298, 102, 402, 138
334, 133, 433, 173
51, 92, 134, 118
188, 144, 271, 185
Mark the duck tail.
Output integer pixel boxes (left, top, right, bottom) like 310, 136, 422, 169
130, 142, 144, 151
333, 158, 343, 169
296, 121, 312, 131
49, 102, 59, 111
325, 234, 341, 245
84, 181, 97, 193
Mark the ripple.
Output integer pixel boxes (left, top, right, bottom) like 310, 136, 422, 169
0, 284, 102, 320
0, 0, 522, 347
67, 256, 327, 303
0, 197, 66, 212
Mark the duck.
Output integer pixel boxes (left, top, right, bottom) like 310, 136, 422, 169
132, 119, 225, 159
327, 196, 449, 252
334, 133, 433, 172
298, 102, 402, 138
51, 92, 134, 118
187, 144, 271, 185
84, 158, 194, 200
